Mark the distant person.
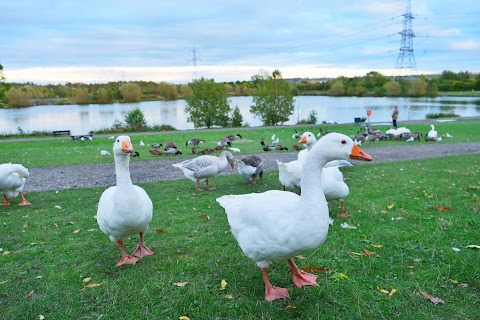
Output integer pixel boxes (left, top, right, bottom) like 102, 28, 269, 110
392, 106, 399, 128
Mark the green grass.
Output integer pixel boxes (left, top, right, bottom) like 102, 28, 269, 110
1, 155, 479, 319
1, 118, 479, 168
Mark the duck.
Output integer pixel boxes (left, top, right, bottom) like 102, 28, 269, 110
186, 138, 205, 147
199, 148, 215, 155
100, 150, 111, 156
216, 133, 372, 301
0, 163, 31, 206
172, 151, 235, 191
236, 155, 264, 185
218, 138, 232, 148
292, 130, 302, 139
151, 143, 162, 149
427, 124, 438, 140
149, 149, 165, 156
164, 141, 177, 150
165, 148, 182, 155
140, 141, 145, 147
97, 136, 154, 266
271, 134, 280, 145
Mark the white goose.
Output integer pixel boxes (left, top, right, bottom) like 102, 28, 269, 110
217, 133, 372, 301
277, 132, 317, 191
173, 151, 235, 191
428, 124, 438, 140
97, 136, 154, 267
0, 163, 31, 206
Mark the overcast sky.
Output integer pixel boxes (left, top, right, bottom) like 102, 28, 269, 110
1, 0, 479, 84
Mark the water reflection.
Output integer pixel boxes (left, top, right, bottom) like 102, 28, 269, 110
0, 96, 479, 134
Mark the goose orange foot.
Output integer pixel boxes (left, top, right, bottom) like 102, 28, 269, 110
288, 258, 319, 287
262, 268, 290, 302
133, 244, 154, 258
116, 255, 140, 267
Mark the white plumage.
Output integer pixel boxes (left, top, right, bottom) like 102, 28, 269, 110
217, 133, 372, 301
428, 124, 438, 140
100, 150, 111, 156
140, 140, 145, 147
0, 163, 31, 206
97, 136, 154, 266
172, 151, 235, 191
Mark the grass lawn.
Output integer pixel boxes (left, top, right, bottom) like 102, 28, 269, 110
0, 118, 479, 168
1, 154, 479, 319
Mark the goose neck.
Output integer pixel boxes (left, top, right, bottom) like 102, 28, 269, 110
300, 155, 327, 202
114, 154, 133, 186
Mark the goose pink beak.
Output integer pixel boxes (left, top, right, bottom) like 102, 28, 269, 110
350, 144, 372, 161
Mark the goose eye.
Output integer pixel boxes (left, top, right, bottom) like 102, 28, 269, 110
341, 140, 347, 145
117, 139, 120, 142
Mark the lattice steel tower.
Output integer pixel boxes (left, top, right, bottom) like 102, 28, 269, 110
395, 0, 416, 76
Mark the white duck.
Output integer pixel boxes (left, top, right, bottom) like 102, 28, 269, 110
0, 163, 31, 206
97, 136, 154, 267
428, 124, 438, 140
217, 133, 372, 301
173, 151, 235, 191
236, 155, 264, 185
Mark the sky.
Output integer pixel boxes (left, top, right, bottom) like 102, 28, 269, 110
1, 0, 479, 84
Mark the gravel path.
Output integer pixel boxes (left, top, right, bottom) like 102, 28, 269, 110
24, 142, 480, 192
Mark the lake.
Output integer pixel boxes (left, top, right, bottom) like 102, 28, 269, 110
1, 96, 479, 134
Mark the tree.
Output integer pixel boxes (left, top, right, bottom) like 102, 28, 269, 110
125, 108, 147, 130
230, 106, 244, 127
383, 81, 402, 96
0, 64, 12, 105
185, 78, 231, 128
250, 69, 294, 126
74, 87, 90, 104
158, 82, 179, 100
96, 87, 111, 104
6, 87, 30, 108
119, 83, 142, 102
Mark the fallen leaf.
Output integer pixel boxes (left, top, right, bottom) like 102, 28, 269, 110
458, 283, 469, 288
23, 222, 29, 228
449, 279, 459, 284
82, 277, 92, 283
225, 294, 233, 299
371, 244, 383, 249
330, 273, 348, 281
295, 255, 306, 260
2, 251, 11, 255
436, 205, 451, 212
377, 287, 390, 294
39, 315, 45, 320
82, 283, 102, 290
451, 247, 461, 252
220, 279, 227, 290
301, 266, 333, 273
447, 169, 456, 173
73, 229, 80, 234
340, 222, 357, 229
198, 214, 210, 220
419, 290, 445, 304
173, 282, 188, 287
362, 250, 376, 257
466, 245, 480, 249
155, 228, 165, 234
388, 288, 398, 298
285, 305, 297, 310
28, 290, 35, 298
179, 316, 190, 320
54, 205, 62, 210
387, 204, 394, 209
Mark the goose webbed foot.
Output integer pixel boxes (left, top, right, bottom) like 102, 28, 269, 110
262, 268, 290, 301
288, 258, 319, 287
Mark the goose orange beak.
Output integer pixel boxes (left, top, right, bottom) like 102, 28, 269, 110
350, 144, 372, 161
121, 140, 134, 153
299, 136, 307, 144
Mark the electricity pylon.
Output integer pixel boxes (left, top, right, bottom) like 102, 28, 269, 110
395, 0, 417, 77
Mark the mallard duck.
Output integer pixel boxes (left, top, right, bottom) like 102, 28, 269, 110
218, 138, 232, 147
236, 155, 264, 185
149, 149, 165, 156
165, 148, 182, 155
151, 143, 162, 149
172, 151, 235, 191
186, 138, 205, 147
217, 133, 372, 301
199, 148, 215, 155
164, 141, 177, 150
0, 163, 31, 206
97, 136, 154, 266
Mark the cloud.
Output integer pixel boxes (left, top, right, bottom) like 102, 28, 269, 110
449, 40, 479, 51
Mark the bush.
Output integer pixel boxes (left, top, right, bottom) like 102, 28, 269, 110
124, 108, 147, 130
230, 106, 244, 127
426, 112, 460, 119
297, 110, 317, 124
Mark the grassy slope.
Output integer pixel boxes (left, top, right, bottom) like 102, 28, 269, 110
1, 154, 479, 319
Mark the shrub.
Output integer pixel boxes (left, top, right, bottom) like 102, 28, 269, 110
124, 108, 147, 130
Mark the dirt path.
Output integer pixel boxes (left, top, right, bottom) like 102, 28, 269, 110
23, 142, 480, 192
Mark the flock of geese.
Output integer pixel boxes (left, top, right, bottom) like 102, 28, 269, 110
2, 122, 449, 301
